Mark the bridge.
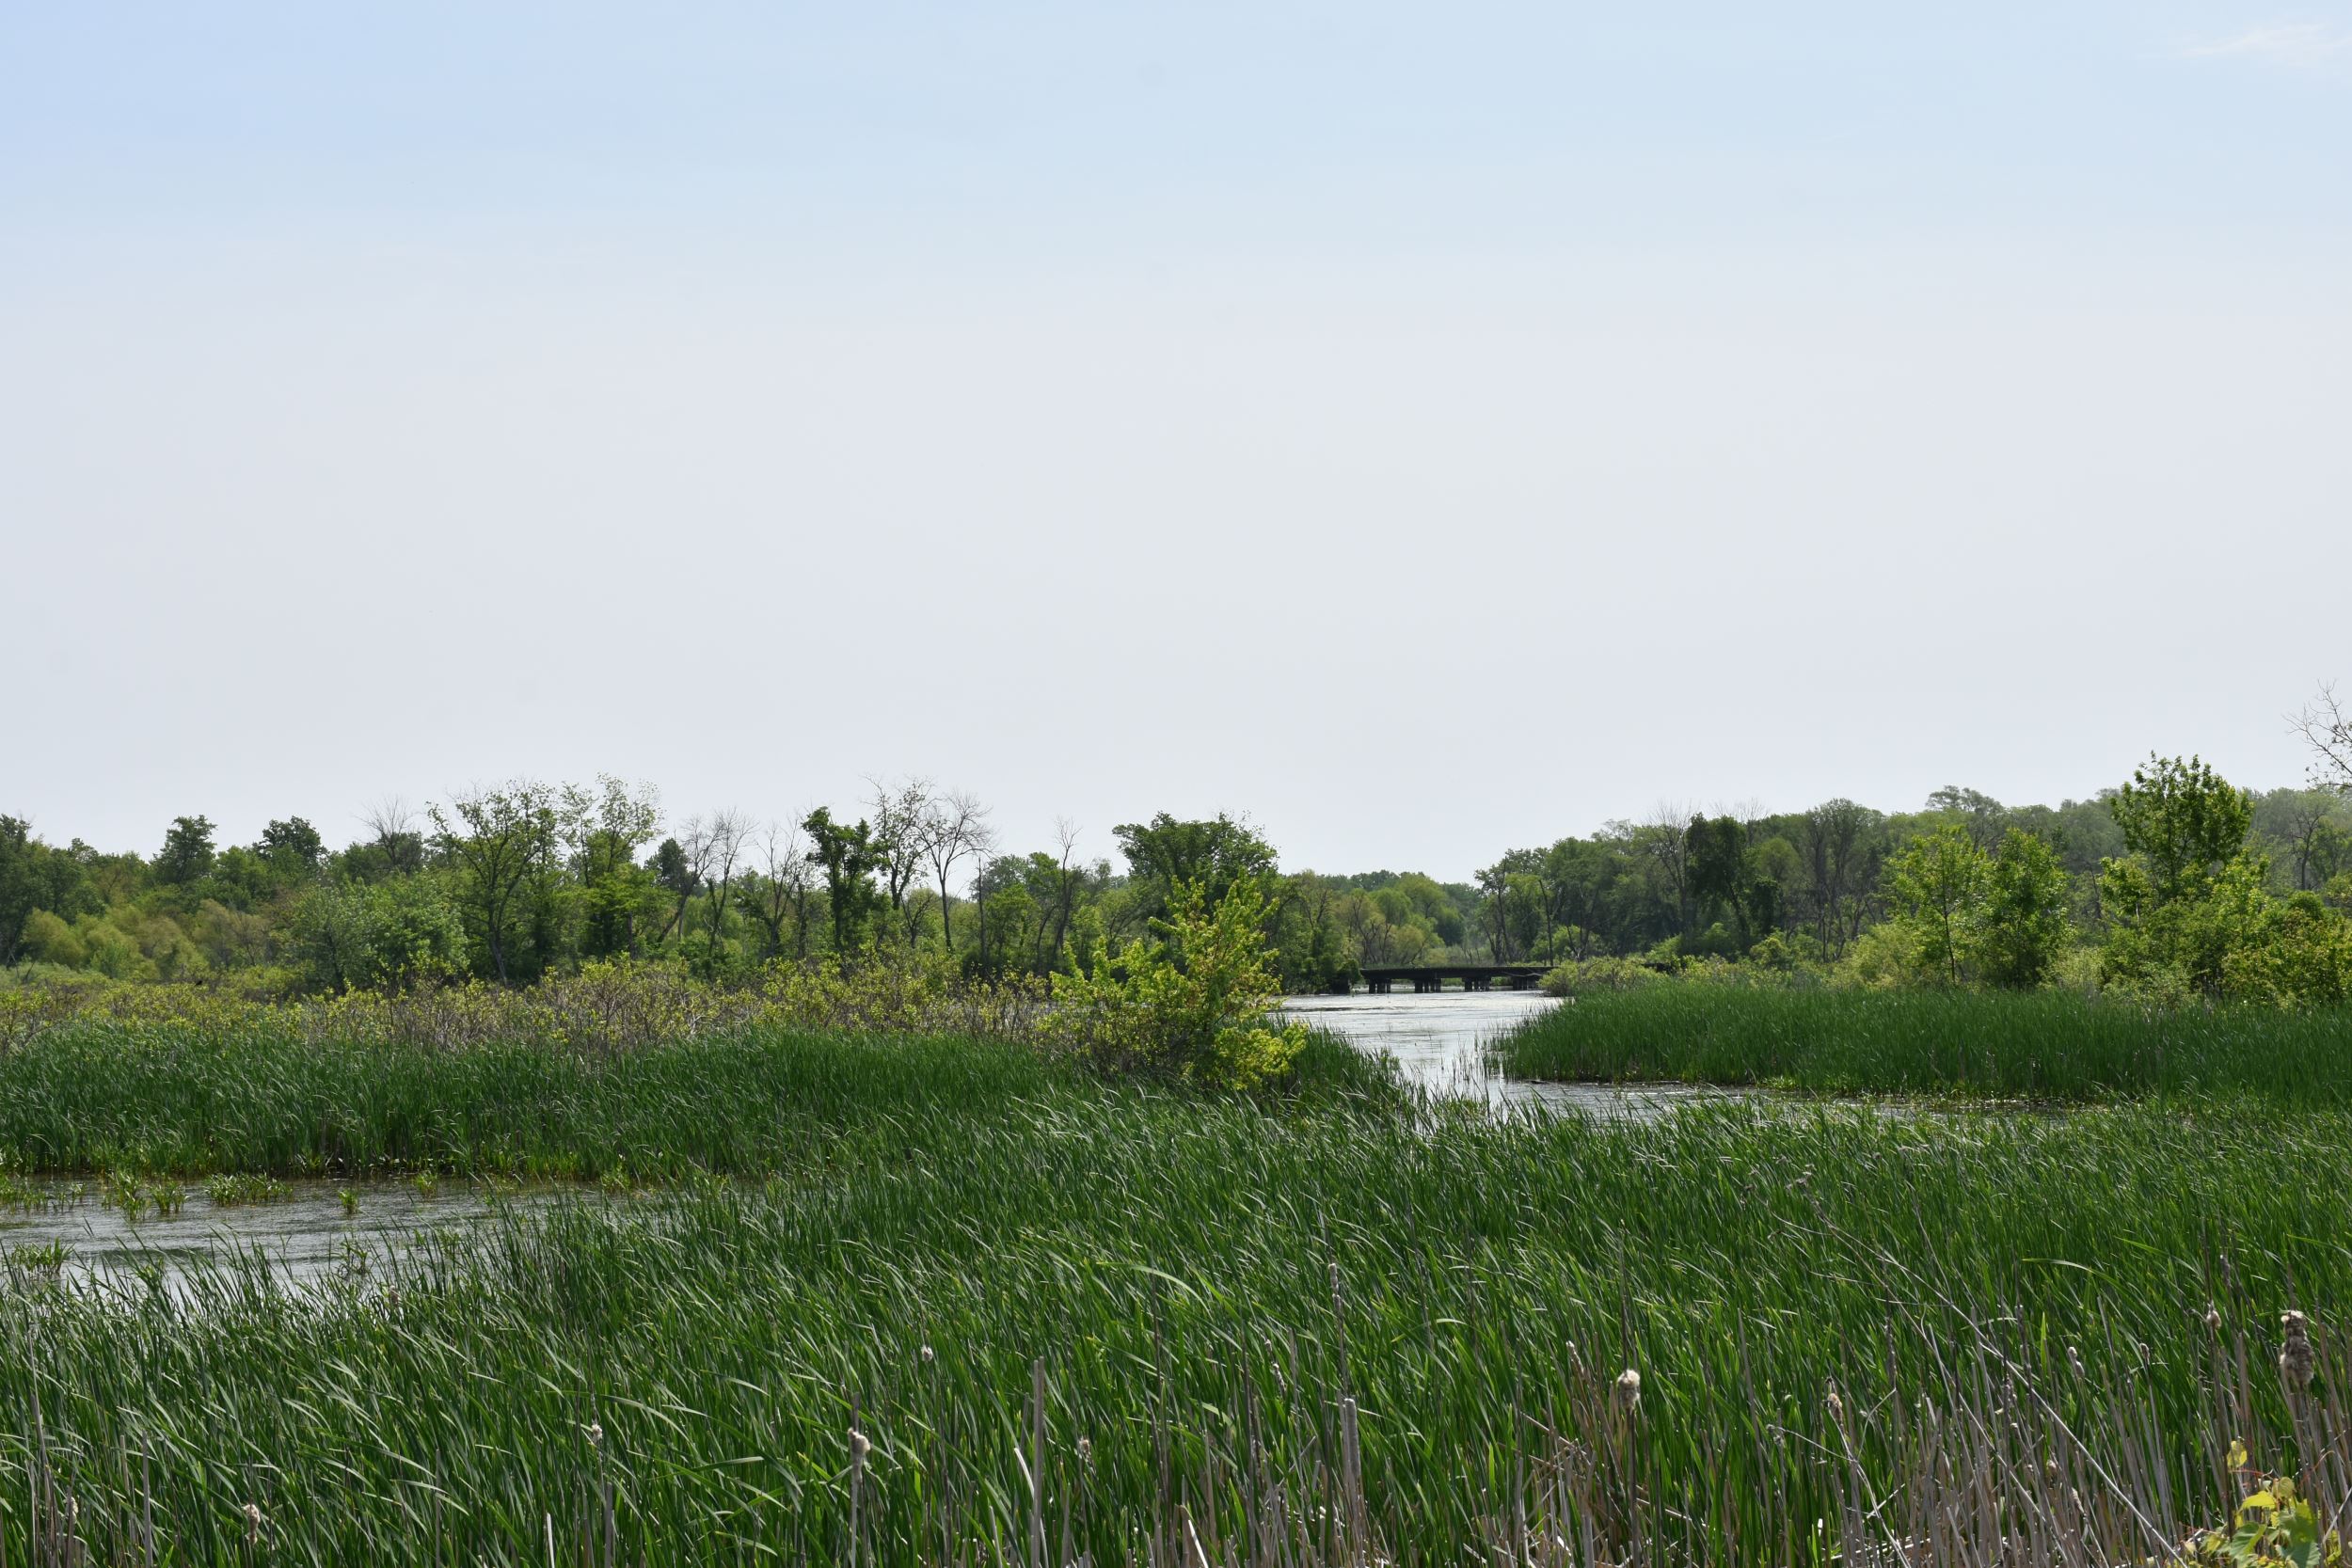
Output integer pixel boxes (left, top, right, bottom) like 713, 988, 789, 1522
1343, 964, 1551, 994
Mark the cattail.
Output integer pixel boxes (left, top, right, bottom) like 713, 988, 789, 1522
1075, 1435, 1093, 1468
584, 1421, 605, 1449
1824, 1383, 1844, 1428
243, 1501, 265, 1544
2281, 1310, 2315, 1388
850, 1428, 872, 1464
918, 1343, 934, 1364
2204, 1306, 2222, 1334
1614, 1369, 1642, 1414
2067, 1345, 2084, 1380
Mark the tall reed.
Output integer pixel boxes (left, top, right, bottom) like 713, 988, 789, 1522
3, 1085, 2346, 1562
1500, 985, 2352, 1101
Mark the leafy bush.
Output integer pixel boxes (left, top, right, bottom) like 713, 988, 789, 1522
2183, 1466, 2341, 1566
1050, 880, 1307, 1089
1538, 956, 1666, 998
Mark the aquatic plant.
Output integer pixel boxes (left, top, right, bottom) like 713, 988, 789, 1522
2, 1083, 2349, 1562
1501, 984, 2352, 1101
201, 1172, 291, 1207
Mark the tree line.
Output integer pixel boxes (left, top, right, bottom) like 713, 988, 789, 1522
6, 691, 2350, 1001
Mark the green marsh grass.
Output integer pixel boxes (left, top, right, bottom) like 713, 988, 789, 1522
4, 1067, 2350, 1561
0, 1017, 1071, 1178
1500, 984, 2352, 1101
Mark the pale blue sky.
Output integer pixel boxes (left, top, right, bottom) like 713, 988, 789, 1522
4, 5, 2349, 875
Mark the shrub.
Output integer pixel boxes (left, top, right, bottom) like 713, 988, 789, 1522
1538, 956, 1664, 998
1050, 880, 1307, 1090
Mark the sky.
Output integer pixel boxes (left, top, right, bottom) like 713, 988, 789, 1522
3, 3, 2349, 880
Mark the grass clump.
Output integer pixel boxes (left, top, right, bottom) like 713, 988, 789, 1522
1500, 984, 2352, 1101
201, 1172, 290, 1207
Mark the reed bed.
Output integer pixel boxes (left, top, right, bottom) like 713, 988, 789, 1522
1499, 986, 2352, 1102
3, 1075, 2347, 1563
0, 976, 1389, 1179
0, 1018, 1069, 1179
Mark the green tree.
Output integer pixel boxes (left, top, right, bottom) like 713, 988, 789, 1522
803, 807, 885, 955
2098, 755, 2275, 999
1112, 813, 1277, 926
564, 778, 663, 960
1974, 828, 2072, 988
288, 875, 466, 991
258, 817, 325, 874
1888, 824, 1989, 985
1681, 816, 1782, 953
2109, 754, 2251, 904
1925, 785, 2010, 849
1, 816, 99, 964
429, 782, 559, 984
153, 816, 216, 886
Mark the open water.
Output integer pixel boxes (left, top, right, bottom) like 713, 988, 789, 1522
0, 1179, 556, 1294
1280, 990, 1755, 1117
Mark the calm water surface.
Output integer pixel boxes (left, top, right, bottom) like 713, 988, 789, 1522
0, 1180, 559, 1293
1282, 990, 1755, 1118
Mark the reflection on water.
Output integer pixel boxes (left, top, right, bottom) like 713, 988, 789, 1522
0, 1180, 555, 1294
1283, 990, 1755, 1119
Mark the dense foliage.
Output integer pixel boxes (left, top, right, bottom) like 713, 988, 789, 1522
7, 699, 2351, 1003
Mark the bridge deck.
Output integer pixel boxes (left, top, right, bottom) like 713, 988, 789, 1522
1343, 964, 1550, 994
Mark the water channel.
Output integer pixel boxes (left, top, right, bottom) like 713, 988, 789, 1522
1281, 989, 1755, 1117
0, 1179, 554, 1294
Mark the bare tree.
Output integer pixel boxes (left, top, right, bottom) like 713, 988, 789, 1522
658, 823, 706, 944
360, 795, 427, 876
866, 776, 935, 945
745, 819, 818, 961
921, 789, 992, 956
1041, 816, 1083, 972
361, 795, 416, 845
709, 810, 753, 947
2296, 683, 2352, 795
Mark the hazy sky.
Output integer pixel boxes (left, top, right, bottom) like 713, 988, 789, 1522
4, 4, 2348, 879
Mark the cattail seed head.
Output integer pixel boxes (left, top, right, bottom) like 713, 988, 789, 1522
2281, 1310, 2315, 1388
1076, 1435, 1093, 1467
2067, 1345, 2084, 1380
1824, 1383, 1844, 1427
1613, 1369, 1642, 1413
243, 1501, 265, 1544
2204, 1306, 2222, 1333
919, 1343, 934, 1364
584, 1421, 604, 1449
850, 1428, 872, 1463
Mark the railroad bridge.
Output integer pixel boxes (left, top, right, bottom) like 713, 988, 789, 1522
1344, 964, 1550, 994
